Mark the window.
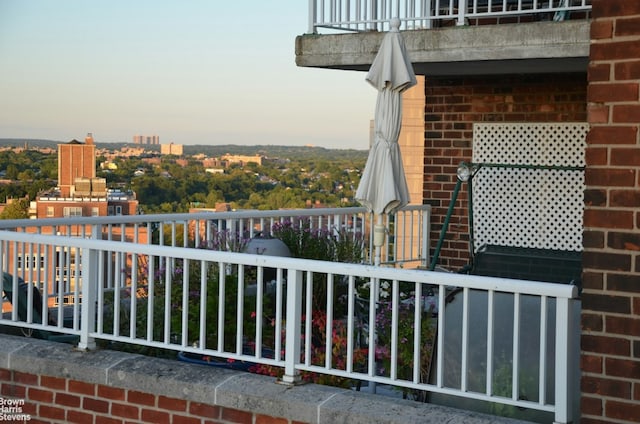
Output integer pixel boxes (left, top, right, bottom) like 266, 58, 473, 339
63, 207, 82, 217
115, 205, 122, 215
17, 255, 40, 269
46, 206, 54, 217
91, 207, 99, 217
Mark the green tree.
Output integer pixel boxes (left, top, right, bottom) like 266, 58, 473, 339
0, 198, 28, 219
5, 164, 18, 180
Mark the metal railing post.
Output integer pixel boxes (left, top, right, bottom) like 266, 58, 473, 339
422, 207, 430, 268
553, 297, 574, 424
309, 0, 317, 33
370, 0, 378, 30
77, 226, 99, 351
280, 269, 303, 385
458, 0, 468, 25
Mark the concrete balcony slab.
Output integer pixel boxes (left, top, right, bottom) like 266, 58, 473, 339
296, 21, 590, 76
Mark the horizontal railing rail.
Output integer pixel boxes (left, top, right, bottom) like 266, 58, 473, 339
308, 0, 592, 33
0, 226, 578, 423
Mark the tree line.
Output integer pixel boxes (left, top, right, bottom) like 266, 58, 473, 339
0, 148, 367, 217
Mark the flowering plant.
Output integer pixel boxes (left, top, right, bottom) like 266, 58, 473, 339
373, 294, 436, 398
249, 308, 369, 388
271, 218, 365, 264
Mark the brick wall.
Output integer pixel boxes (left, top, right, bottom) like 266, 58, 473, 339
0, 368, 302, 424
58, 143, 96, 198
582, 1, 640, 423
0, 335, 514, 424
423, 74, 587, 270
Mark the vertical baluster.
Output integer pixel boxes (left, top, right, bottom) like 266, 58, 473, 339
113, 251, 121, 337
512, 293, 521, 400
461, 287, 470, 392
130, 251, 138, 339
163, 256, 172, 343
26, 242, 33, 323
436, 283, 445, 387
146, 254, 155, 342
390, 279, 399, 380
368, 275, 378, 380
346, 275, 355, 373
59, 246, 68, 323
275, 268, 284, 361
412, 281, 422, 383
236, 265, 245, 354
199, 259, 207, 348
539, 295, 548, 405
73, 243, 81, 329
42, 241, 50, 327
326, 273, 334, 369
256, 266, 264, 357
304, 271, 313, 366
217, 262, 226, 351
181, 259, 189, 347
486, 289, 495, 395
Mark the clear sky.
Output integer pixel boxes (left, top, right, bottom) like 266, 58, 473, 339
0, 1, 376, 149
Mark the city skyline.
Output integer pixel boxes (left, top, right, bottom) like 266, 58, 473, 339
0, 1, 376, 150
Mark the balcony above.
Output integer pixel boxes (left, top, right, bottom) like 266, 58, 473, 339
296, 0, 591, 76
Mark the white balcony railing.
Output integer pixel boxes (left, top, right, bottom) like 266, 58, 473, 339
0, 205, 431, 268
0, 206, 579, 423
308, 0, 592, 33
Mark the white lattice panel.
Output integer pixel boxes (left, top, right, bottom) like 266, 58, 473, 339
472, 123, 588, 252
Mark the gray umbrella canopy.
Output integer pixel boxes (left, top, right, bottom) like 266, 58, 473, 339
355, 18, 417, 216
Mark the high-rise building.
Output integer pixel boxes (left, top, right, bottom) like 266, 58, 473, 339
36, 133, 139, 219
132, 135, 159, 145
57, 133, 96, 197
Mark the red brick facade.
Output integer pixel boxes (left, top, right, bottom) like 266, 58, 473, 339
582, 1, 640, 423
424, 74, 588, 270
58, 141, 96, 198
0, 369, 302, 424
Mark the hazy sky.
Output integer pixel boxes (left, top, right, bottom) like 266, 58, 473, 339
0, 1, 376, 149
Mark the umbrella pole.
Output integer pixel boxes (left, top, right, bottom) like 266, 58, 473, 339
373, 215, 385, 266
370, 214, 386, 394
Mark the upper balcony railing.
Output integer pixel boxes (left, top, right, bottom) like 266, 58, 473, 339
0, 205, 431, 270
308, 0, 592, 33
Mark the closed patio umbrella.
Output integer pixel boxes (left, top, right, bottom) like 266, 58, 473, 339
355, 17, 416, 265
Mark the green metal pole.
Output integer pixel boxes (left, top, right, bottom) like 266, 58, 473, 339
467, 175, 475, 265
429, 178, 462, 271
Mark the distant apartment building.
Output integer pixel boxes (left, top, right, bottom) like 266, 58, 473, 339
160, 143, 183, 156
202, 158, 225, 168
221, 154, 263, 167
132, 134, 159, 145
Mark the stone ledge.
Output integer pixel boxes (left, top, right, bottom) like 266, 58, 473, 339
0, 334, 526, 424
